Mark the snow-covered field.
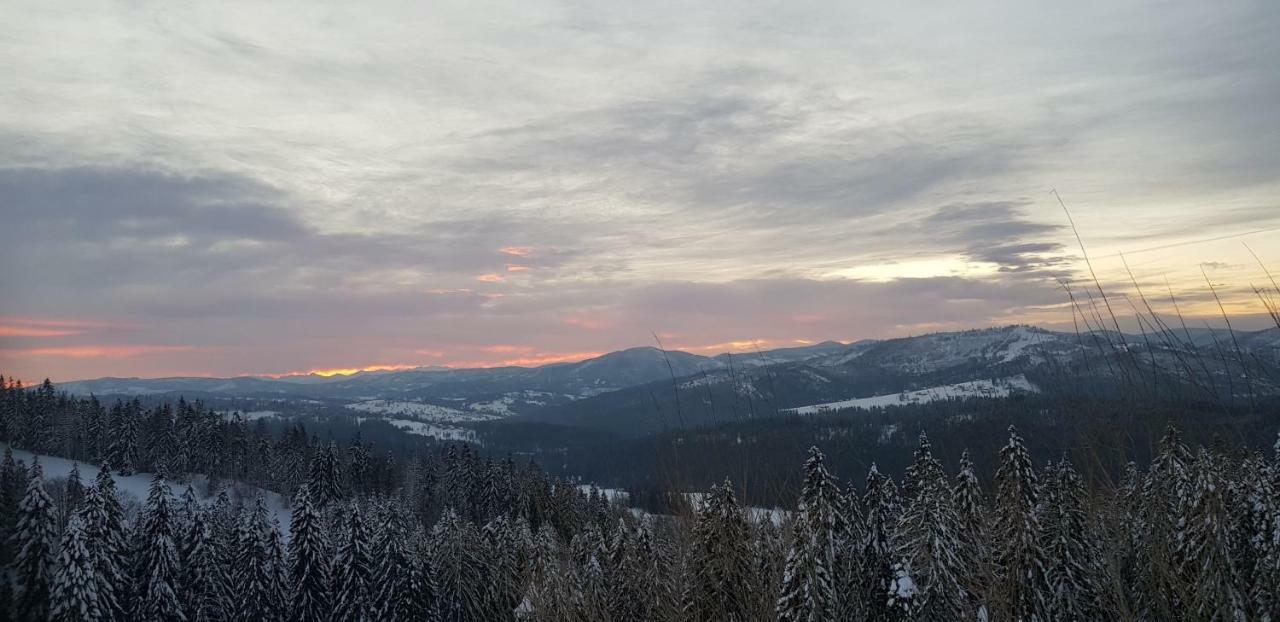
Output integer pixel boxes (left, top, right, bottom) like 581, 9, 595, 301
345, 399, 499, 422
1, 444, 292, 530
384, 419, 479, 443
465, 390, 553, 416
784, 375, 1039, 415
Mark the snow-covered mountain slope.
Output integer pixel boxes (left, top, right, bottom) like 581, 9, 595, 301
841, 326, 1073, 374
784, 375, 1039, 415
1, 444, 292, 530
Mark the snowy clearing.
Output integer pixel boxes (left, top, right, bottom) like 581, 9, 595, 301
383, 418, 479, 443
345, 399, 499, 422
1, 444, 292, 530
784, 375, 1039, 415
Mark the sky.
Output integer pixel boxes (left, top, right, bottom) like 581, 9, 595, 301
1, 0, 1278, 382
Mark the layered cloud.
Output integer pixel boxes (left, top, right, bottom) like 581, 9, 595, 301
1, 0, 1277, 380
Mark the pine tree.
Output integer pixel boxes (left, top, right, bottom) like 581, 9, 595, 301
431, 508, 488, 622
859, 463, 904, 622
893, 432, 965, 620
685, 479, 756, 621
1256, 435, 1280, 621
372, 507, 430, 620
11, 457, 58, 620
1040, 458, 1103, 620
306, 442, 343, 508
50, 514, 103, 621
231, 497, 274, 620
332, 506, 374, 622
265, 517, 289, 621
82, 470, 127, 621
777, 447, 841, 622
520, 522, 564, 620
61, 461, 85, 527
1134, 425, 1193, 619
178, 504, 227, 622
953, 449, 988, 616
134, 474, 185, 621
0, 446, 25, 564
287, 486, 331, 622
482, 514, 526, 618
992, 426, 1050, 622
1184, 449, 1248, 620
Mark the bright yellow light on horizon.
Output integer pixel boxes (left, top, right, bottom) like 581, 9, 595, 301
267, 364, 422, 378
825, 256, 1001, 282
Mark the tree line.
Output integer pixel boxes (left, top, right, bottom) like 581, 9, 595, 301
1, 375, 1278, 620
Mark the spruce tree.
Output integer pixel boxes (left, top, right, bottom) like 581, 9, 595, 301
231, 497, 274, 620
134, 474, 185, 621
11, 457, 58, 620
431, 508, 488, 622
777, 447, 841, 622
50, 514, 103, 621
0, 447, 25, 564
1184, 449, 1248, 620
685, 479, 755, 621
82, 471, 127, 621
62, 461, 85, 527
265, 517, 289, 621
893, 432, 964, 620
992, 426, 1050, 622
859, 464, 904, 622
287, 486, 331, 622
1040, 458, 1103, 620
953, 449, 988, 617
332, 506, 374, 622
178, 504, 227, 622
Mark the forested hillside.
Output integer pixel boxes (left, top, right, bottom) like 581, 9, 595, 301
1, 374, 1278, 620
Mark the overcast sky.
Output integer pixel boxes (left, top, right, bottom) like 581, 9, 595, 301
2, 0, 1278, 381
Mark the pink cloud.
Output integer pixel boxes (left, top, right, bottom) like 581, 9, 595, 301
3, 345, 199, 359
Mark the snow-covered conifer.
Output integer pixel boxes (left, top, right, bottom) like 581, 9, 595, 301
332, 506, 374, 622
50, 515, 102, 621
893, 432, 964, 620
777, 447, 841, 622
992, 426, 1049, 622
12, 458, 58, 620
134, 474, 185, 621
287, 485, 330, 622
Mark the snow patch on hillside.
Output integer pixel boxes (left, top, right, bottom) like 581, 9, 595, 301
465, 390, 553, 416
1, 444, 292, 530
999, 326, 1058, 362
384, 419, 479, 443
784, 375, 1039, 415
345, 399, 497, 422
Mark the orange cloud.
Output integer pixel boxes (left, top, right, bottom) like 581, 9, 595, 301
3, 345, 198, 359
0, 326, 83, 337
0, 316, 126, 338
499, 246, 534, 257
479, 344, 536, 354
476, 273, 506, 283
505, 264, 531, 272
497, 351, 603, 366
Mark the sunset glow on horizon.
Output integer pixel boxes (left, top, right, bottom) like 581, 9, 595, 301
2, 1, 1278, 383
